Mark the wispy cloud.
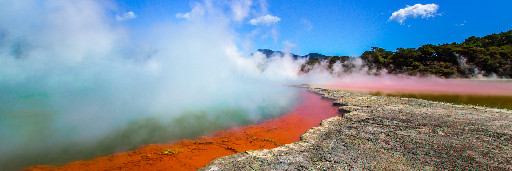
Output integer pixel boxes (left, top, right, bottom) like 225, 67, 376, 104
389, 3, 439, 24
283, 40, 297, 52
175, 12, 190, 19
301, 18, 313, 31
175, 2, 206, 20
249, 14, 281, 25
115, 11, 137, 21
230, 0, 253, 22
456, 20, 467, 27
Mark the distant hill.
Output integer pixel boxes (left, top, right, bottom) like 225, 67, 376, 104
252, 49, 327, 60
253, 49, 289, 58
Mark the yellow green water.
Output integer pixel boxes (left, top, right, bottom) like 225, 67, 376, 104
368, 92, 512, 109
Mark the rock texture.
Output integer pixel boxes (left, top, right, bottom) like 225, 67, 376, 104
201, 87, 512, 170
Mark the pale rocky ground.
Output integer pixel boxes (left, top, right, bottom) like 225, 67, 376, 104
201, 86, 512, 170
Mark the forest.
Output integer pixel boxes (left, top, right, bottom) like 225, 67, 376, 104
302, 30, 512, 78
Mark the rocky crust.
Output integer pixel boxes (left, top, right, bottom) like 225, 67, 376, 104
201, 86, 512, 170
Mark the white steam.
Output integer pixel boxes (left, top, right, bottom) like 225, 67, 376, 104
2, 1, 508, 170
0, 0, 302, 169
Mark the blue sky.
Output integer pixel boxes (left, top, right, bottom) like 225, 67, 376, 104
115, 0, 512, 56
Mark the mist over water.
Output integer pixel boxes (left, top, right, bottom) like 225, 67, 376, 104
0, 0, 305, 169
1, 0, 511, 170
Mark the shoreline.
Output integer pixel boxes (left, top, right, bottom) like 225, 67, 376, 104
25, 90, 339, 170
202, 86, 512, 170
315, 78, 512, 97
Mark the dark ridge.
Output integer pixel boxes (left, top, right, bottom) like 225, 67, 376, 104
251, 49, 324, 60
337, 108, 350, 115
304, 53, 326, 60
332, 102, 346, 107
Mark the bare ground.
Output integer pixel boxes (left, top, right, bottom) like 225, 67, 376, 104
201, 86, 512, 170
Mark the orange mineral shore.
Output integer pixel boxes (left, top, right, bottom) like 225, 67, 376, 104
26, 90, 339, 171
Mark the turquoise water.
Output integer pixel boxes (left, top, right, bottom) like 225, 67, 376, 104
0, 87, 300, 170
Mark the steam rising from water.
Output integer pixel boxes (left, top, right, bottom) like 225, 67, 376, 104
1, 0, 511, 170
0, 0, 305, 169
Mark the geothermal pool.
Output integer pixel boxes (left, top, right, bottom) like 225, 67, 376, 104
27, 90, 340, 170
317, 79, 512, 109
0, 84, 300, 170
367, 92, 512, 109
12, 79, 512, 170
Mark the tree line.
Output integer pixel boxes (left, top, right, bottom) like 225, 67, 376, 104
302, 30, 512, 78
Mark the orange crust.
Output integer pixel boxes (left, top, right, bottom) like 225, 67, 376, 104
26, 91, 339, 171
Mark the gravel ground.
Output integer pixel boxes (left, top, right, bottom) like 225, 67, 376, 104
201, 86, 512, 170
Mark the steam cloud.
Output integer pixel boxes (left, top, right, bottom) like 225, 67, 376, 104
0, 0, 302, 169
0, 0, 509, 170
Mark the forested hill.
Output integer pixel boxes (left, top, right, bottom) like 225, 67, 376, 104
360, 30, 512, 78
296, 30, 512, 78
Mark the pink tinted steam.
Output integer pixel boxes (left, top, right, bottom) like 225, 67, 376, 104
317, 77, 512, 96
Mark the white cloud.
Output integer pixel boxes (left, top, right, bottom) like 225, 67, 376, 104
249, 14, 280, 25
283, 40, 297, 52
257, 0, 269, 15
456, 21, 467, 27
389, 3, 439, 24
301, 18, 313, 31
271, 28, 278, 42
175, 2, 206, 20
115, 11, 137, 21
230, 0, 253, 22
175, 12, 190, 19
